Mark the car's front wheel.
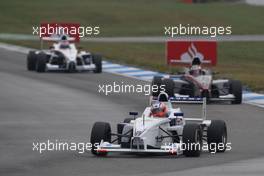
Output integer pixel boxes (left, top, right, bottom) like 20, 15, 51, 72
207, 120, 227, 153
27, 51, 37, 71
92, 54, 102, 73
36, 53, 47, 73
229, 80, 242, 104
90, 122, 111, 156
182, 123, 202, 157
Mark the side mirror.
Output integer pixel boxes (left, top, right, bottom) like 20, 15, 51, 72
174, 112, 184, 117
129, 112, 138, 120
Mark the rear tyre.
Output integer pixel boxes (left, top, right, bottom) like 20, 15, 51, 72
90, 122, 111, 156
183, 123, 202, 157
163, 78, 174, 97
179, 83, 195, 97
92, 54, 102, 73
151, 76, 163, 97
27, 51, 37, 71
229, 80, 242, 104
36, 53, 47, 73
207, 120, 227, 153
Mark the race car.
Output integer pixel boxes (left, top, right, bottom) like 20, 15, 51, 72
90, 93, 228, 157
152, 57, 242, 104
27, 35, 102, 73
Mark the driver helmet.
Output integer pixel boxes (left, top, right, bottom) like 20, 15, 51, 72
190, 65, 202, 76
190, 57, 202, 76
150, 101, 168, 118
59, 35, 70, 49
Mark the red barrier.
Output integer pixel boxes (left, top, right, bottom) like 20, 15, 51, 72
166, 41, 217, 66
182, 0, 193, 3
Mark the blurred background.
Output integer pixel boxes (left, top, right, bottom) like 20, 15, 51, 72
0, 0, 263, 90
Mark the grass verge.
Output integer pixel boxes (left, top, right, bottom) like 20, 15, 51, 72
1, 0, 264, 35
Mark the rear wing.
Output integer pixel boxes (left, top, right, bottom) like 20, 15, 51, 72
170, 97, 207, 120
42, 36, 76, 42
39, 23, 80, 49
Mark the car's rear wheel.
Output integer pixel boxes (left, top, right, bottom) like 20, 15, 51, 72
229, 80, 242, 104
36, 53, 47, 73
207, 120, 227, 153
151, 76, 163, 97
90, 122, 111, 156
27, 51, 37, 71
182, 123, 202, 157
92, 54, 102, 73
179, 83, 195, 97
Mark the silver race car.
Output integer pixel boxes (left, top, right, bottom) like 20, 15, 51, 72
152, 57, 242, 104
27, 35, 102, 73
90, 93, 228, 157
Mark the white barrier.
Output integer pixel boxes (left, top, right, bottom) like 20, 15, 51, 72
245, 0, 264, 5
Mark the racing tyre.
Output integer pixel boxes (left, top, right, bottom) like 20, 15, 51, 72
207, 120, 227, 153
229, 80, 242, 104
90, 122, 111, 156
27, 51, 37, 71
163, 78, 174, 97
36, 53, 47, 73
179, 83, 195, 97
92, 54, 102, 73
183, 123, 202, 157
151, 76, 163, 97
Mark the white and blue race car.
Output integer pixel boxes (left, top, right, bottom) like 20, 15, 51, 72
90, 93, 228, 157
27, 35, 102, 73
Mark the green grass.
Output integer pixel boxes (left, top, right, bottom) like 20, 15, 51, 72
1, 0, 264, 90
2, 39, 264, 91
1, 0, 264, 36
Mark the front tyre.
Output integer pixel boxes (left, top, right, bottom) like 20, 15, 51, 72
92, 54, 102, 73
36, 53, 47, 73
27, 51, 37, 71
182, 123, 202, 157
90, 122, 111, 156
229, 80, 242, 104
207, 120, 227, 153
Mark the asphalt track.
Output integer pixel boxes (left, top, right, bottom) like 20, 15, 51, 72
0, 48, 264, 176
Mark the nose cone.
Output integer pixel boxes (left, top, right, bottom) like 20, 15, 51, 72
68, 61, 76, 73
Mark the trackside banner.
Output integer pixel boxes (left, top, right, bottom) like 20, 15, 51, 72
182, 0, 193, 3
166, 41, 217, 66
40, 23, 80, 42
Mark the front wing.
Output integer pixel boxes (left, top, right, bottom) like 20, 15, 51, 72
95, 141, 183, 155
